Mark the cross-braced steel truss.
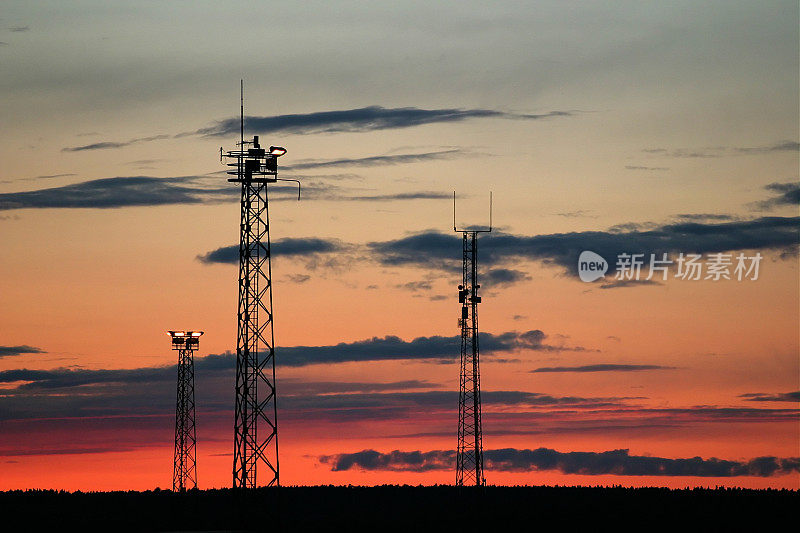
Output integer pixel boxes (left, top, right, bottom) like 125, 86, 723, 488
232, 170, 279, 488
223, 129, 287, 489
173, 345, 197, 491
456, 231, 486, 487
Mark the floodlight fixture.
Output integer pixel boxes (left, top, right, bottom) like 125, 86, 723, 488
269, 146, 287, 157
169, 328, 201, 491
168, 330, 203, 349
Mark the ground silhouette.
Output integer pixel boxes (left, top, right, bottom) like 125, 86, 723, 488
1, 484, 795, 531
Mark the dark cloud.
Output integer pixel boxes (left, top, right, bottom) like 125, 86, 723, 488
321, 449, 450, 472
0, 345, 45, 358
320, 447, 800, 477
753, 181, 800, 210
183, 329, 589, 370
285, 150, 467, 170
0, 367, 186, 422
192, 106, 573, 137
281, 390, 632, 420
673, 214, 734, 221
276, 329, 591, 367
368, 216, 799, 278
0, 366, 174, 390
62, 141, 131, 151
0, 174, 405, 211
1, 349, 623, 424
58, 107, 572, 152
531, 364, 674, 373
197, 237, 346, 265
739, 391, 800, 403
0, 445, 142, 457
483, 449, 800, 477
2, 349, 797, 441
483, 268, 531, 287
0, 176, 235, 210
605, 406, 799, 423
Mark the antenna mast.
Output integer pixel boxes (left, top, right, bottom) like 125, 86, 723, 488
453, 191, 491, 487
221, 82, 296, 489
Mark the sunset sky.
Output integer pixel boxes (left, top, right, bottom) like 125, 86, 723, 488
1, 1, 798, 491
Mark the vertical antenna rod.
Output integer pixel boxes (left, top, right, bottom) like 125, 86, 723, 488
222, 84, 294, 489
453, 192, 491, 487
169, 330, 202, 492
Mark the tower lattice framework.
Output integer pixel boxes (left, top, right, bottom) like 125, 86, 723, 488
456, 231, 486, 486
223, 88, 296, 488
227, 147, 279, 489
171, 333, 199, 492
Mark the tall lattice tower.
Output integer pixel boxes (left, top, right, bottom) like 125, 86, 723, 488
222, 83, 298, 489
168, 330, 203, 492
454, 193, 491, 487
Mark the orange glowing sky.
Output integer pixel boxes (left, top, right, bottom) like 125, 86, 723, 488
0, 1, 798, 491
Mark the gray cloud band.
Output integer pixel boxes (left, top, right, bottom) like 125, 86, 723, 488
61, 106, 573, 151
319, 447, 800, 477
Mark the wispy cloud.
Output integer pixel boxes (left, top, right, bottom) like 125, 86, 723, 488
284, 149, 468, 170
734, 141, 800, 154
555, 210, 597, 218
339, 191, 451, 202
643, 141, 799, 159
59, 107, 573, 151
625, 165, 669, 171
193, 106, 573, 137
530, 364, 674, 373
32, 173, 76, 180
62, 135, 170, 153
